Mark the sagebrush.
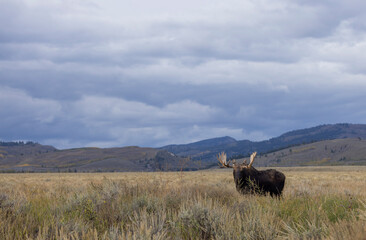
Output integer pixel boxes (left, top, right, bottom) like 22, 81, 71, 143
0, 167, 365, 239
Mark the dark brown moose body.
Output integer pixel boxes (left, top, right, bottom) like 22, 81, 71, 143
218, 152, 285, 197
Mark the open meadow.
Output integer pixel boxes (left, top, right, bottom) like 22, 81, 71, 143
1, 166, 366, 239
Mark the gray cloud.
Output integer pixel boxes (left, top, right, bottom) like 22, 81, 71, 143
1, 0, 366, 148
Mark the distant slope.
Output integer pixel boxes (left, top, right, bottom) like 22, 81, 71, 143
161, 123, 366, 163
0, 141, 56, 167
240, 138, 366, 167
162, 136, 238, 159
0, 143, 196, 172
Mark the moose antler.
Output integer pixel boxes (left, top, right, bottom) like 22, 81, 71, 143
217, 152, 233, 168
247, 152, 257, 168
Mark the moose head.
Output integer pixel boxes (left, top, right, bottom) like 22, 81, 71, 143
218, 152, 285, 197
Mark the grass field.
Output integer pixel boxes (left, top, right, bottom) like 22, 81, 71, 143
0, 166, 366, 239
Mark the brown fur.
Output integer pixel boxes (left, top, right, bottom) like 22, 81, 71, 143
233, 165, 285, 197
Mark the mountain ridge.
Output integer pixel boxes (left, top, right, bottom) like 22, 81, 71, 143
2, 123, 366, 172
161, 123, 366, 162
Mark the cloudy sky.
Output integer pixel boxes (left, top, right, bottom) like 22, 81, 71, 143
1, 0, 366, 149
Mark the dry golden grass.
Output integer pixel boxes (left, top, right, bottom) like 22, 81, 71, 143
0, 166, 366, 239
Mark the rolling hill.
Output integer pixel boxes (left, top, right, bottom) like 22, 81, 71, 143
0, 142, 196, 172
237, 138, 366, 167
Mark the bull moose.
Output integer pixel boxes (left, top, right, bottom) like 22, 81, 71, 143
218, 152, 285, 197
